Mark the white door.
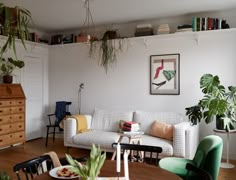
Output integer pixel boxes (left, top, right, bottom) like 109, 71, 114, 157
23, 54, 44, 140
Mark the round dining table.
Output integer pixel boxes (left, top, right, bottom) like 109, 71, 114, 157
34, 160, 181, 180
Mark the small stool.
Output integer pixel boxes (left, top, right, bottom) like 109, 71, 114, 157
112, 132, 143, 160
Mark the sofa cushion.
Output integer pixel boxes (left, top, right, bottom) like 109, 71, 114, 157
133, 111, 184, 134
91, 109, 133, 132
150, 120, 173, 140
72, 130, 120, 151
141, 135, 173, 156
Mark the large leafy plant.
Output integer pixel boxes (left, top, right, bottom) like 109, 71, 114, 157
186, 74, 236, 131
66, 144, 106, 180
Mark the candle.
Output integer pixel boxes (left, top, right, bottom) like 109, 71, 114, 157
124, 151, 129, 180
116, 143, 121, 173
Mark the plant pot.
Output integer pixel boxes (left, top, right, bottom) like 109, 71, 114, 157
103, 30, 117, 40
216, 116, 235, 130
3, 75, 13, 84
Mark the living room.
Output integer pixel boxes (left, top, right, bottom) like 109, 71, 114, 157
0, 0, 236, 179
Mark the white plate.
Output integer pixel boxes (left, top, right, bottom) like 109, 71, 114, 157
49, 165, 80, 179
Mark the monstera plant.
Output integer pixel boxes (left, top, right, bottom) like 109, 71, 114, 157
185, 74, 236, 131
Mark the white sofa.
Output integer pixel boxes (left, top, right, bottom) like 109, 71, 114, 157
64, 109, 199, 159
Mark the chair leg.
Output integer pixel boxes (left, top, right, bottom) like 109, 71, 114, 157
45, 127, 50, 147
53, 126, 56, 143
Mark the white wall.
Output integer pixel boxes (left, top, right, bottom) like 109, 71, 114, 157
49, 29, 236, 159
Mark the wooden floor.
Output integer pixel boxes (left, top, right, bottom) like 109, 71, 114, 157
0, 138, 235, 180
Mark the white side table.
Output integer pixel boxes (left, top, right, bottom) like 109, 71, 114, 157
213, 128, 236, 169
111, 131, 144, 160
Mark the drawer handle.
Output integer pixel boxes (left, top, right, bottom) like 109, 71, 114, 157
0, 119, 2, 121
0, 110, 2, 113
19, 116, 22, 119
0, 103, 2, 105
19, 108, 22, 111
0, 140, 2, 142
19, 102, 22, 104
0, 129, 2, 131
19, 135, 23, 138
19, 125, 22, 128
10, 135, 12, 137
9, 102, 12, 104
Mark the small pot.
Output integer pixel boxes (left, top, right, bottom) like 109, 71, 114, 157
3, 75, 13, 84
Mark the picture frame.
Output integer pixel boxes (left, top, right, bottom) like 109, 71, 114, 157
150, 54, 180, 95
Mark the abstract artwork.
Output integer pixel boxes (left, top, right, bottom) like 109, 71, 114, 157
150, 54, 180, 95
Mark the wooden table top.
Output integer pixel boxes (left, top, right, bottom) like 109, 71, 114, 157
34, 160, 181, 180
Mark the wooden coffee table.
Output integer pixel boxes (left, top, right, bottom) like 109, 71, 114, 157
34, 160, 181, 180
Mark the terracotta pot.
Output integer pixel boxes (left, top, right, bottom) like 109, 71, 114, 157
3, 75, 13, 84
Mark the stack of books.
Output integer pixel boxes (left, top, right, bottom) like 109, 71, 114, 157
135, 24, 154, 37
121, 121, 140, 132
176, 24, 193, 32
157, 24, 170, 34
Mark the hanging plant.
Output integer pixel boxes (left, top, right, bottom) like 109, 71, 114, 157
89, 30, 125, 72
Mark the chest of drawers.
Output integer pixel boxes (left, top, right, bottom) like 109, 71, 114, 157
0, 84, 26, 148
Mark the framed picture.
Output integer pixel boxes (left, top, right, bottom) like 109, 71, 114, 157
150, 54, 180, 95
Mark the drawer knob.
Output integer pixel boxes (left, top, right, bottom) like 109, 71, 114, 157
19, 102, 22, 104
19, 108, 22, 111
19, 135, 22, 138
0, 140, 2, 142
19, 125, 22, 128
0, 129, 2, 131
0, 110, 2, 113
10, 135, 12, 137
19, 116, 22, 119
0, 103, 2, 105
0, 119, 2, 121
9, 102, 12, 104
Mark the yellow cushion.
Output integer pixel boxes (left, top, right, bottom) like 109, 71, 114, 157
149, 120, 173, 140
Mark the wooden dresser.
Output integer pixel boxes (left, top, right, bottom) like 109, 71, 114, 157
0, 84, 26, 148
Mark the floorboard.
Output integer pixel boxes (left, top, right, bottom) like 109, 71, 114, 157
0, 138, 235, 180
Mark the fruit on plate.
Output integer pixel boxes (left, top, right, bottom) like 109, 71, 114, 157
56, 167, 78, 177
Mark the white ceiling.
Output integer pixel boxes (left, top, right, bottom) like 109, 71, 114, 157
2, 0, 236, 33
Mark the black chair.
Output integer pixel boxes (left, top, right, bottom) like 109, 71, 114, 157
13, 155, 53, 180
45, 101, 72, 146
186, 163, 213, 180
112, 143, 162, 166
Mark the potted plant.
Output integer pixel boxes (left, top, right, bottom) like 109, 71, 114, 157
0, 57, 25, 83
185, 74, 236, 131
0, 2, 32, 59
66, 144, 106, 180
89, 30, 124, 72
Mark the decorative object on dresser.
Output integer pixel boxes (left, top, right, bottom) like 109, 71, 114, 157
0, 84, 25, 148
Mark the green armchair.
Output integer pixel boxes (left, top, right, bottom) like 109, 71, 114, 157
159, 135, 223, 180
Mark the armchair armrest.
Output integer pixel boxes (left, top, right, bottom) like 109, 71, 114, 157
64, 115, 92, 146
173, 121, 199, 159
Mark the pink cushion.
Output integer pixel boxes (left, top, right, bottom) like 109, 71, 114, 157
149, 120, 173, 140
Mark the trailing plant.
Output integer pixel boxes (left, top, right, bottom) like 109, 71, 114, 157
186, 74, 236, 131
0, 3, 32, 59
66, 144, 106, 180
89, 30, 125, 72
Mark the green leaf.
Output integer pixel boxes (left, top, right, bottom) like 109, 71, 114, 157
200, 74, 221, 94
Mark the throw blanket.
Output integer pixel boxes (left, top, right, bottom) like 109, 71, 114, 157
61, 114, 89, 133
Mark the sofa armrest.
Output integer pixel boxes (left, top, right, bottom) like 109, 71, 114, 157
64, 115, 92, 146
173, 121, 199, 159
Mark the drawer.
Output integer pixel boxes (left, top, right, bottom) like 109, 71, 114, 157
0, 106, 25, 115
11, 122, 24, 132
0, 131, 25, 147
0, 124, 11, 135
0, 122, 24, 135
0, 114, 24, 125
0, 99, 25, 107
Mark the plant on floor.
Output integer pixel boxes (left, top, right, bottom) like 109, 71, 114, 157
0, 171, 10, 180
185, 73, 236, 131
89, 30, 125, 72
66, 144, 106, 180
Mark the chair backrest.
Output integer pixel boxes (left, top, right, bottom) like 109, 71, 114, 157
192, 135, 223, 180
13, 155, 53, 180
55, 101, 72, 125
112, 143, 162, 165
186, 163, 213, 180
